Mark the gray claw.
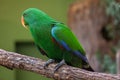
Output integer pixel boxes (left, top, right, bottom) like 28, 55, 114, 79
44, 59, 55, 69
54, 59, 66, 73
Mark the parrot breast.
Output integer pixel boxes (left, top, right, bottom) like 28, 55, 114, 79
29, 24, 63, 62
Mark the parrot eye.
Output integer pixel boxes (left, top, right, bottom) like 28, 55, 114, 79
23, 13, 27, 16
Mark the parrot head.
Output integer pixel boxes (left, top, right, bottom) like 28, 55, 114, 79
21, 8, 41, 29
21, 8, 53, 29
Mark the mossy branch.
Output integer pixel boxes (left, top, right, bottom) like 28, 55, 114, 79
0, 49, 119, 80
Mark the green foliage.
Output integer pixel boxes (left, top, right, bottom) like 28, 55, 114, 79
101, 0, 120, 41
105, 0, 120, 26
102, 55, 116, 74
96, 52, 116, 74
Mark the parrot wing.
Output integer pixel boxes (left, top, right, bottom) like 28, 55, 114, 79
51, 23, 88, 63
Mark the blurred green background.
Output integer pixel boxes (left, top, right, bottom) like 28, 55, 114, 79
0, 0, 75, 80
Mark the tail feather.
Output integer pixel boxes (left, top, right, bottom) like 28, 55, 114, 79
83, 65, 94, 72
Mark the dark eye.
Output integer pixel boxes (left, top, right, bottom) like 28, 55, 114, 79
23, 13, 27, 17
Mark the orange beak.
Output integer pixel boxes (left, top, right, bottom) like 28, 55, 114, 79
21, 16, 28, 30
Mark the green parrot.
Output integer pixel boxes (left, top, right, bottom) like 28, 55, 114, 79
21, 8, 94, 72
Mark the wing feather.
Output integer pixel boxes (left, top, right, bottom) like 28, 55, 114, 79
51, 23, 88, 63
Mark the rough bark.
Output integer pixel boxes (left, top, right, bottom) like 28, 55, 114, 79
0, 49, 119, 80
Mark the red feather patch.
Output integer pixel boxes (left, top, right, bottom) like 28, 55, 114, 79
52, 37, 64, 50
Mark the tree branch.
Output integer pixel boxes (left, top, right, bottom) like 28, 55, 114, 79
0, 49, 119, 80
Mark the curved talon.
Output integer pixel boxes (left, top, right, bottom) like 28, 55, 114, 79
54, 59, 66, 73
43, 59, 55, 69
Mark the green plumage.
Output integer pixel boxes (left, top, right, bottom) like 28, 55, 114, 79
22, 8, 94, 71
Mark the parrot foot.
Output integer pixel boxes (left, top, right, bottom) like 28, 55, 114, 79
54, 59, 66, 72
44, 59, 55, 69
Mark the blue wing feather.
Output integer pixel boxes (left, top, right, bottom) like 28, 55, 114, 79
60, 40, 88, 63
60, 40, 71, 51
72, 50, 88, 63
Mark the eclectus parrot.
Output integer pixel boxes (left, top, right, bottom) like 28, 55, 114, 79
21, 8, 94, 72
